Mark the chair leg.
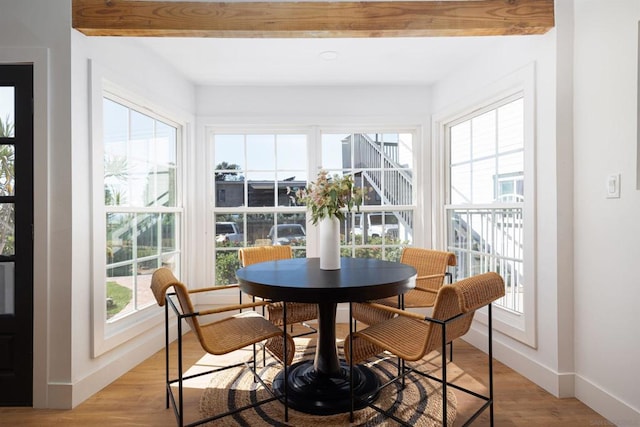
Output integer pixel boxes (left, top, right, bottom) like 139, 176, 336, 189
349, 302, 355, 423
178, 318, 184, 427
283, 302, 289, 423
488, 304, 494, 427
164, 300, 170, 410
441, 322, 448, 427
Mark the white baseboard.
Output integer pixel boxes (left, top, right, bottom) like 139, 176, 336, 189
575, 375, 640, 426
48, 326, 167, 409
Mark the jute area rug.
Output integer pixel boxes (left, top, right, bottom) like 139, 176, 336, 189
199, 338, 457, 426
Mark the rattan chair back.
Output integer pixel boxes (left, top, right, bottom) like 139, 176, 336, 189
239, 245, 292, 266
346, 271, 505, 363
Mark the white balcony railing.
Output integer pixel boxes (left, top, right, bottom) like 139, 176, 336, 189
446, 206, 524, 313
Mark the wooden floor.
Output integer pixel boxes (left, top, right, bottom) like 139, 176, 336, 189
0, 325, 611, 426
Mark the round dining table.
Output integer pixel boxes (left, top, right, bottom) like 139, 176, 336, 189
235, 256, 416, 415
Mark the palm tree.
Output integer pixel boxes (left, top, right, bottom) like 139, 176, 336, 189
0, 115, 14, 138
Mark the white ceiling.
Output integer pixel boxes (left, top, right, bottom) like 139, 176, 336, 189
134, 36, 522, 86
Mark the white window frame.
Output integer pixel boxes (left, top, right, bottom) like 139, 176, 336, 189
432, 64, 536, 347
199, 124, 424, 306
89, 61, 186, 357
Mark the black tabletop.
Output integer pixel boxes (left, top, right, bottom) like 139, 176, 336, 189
235, 257, 416, 303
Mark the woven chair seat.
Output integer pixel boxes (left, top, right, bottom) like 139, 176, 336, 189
352, 248, 456, 327
267, 302, 319, 327
150, 267, 296, 426
199, 311, 293, 362
344, 272, 506, 427
346, 315, 430, 364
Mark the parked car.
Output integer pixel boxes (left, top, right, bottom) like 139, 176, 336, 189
215, 221, 243, 243
352, 213, 399, 239
267, 224, 306, 245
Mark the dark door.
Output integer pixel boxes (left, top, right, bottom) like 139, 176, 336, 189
0, 64, 34, 406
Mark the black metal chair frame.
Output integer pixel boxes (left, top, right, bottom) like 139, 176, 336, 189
348, 302, 496, 427
161, 291, 290, 427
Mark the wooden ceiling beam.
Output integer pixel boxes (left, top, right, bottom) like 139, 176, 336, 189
72, 0, 554, 38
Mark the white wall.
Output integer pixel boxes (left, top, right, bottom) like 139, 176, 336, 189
68, 35, 195, 407
1, 0, 196, 408
573, 1, 640, 424
430, 29, 568, 395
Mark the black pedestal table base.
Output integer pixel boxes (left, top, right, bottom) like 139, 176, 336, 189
273, 359, 380, 415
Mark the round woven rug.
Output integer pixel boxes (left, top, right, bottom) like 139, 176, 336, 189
199, 343, 457, 426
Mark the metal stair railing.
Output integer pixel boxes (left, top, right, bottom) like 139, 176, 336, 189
352, 134, 413, 229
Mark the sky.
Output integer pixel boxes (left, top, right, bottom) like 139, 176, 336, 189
0, 87, 14, 132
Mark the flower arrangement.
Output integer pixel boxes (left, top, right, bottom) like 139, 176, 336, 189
292, 170, 364, 225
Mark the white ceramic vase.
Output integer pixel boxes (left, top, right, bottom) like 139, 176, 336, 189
319, 216, 341, 270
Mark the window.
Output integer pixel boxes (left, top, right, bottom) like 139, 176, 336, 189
435, 64, 535, 346
319, 133, 414, 261
212, 132, 308, 285
446, 96, 524, 312
103, 95, 181, 322
210, 129, 416, 285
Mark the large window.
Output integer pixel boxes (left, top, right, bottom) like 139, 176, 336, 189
319, 133, 414, 261
211, 130, 416, 285
102, 95, 181, 322
446, 96, 524, 313
212, 132, 308, 285
436, 64, 536, 346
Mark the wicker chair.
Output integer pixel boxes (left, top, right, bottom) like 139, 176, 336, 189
238, 246, 318, 335
351, 247, 456, 326
345, 272, 505, 427
150, 267, 295, 427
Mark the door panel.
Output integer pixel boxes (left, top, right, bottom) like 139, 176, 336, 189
0, 64, 34, 406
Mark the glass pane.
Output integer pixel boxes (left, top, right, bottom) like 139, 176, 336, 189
276, 134, 307, 170
136, 259, 156, 310
498, 98, 524, 153
247, 171, 275, 207
277, 171, 306, 207
0, 146, 15, 196
161, 213, 177, 252
136, 213, 158, 258
214, 134, 245, 171
450, 121, 470, 164
246, 134, 275, 170
273, 213, 306, 247
322, 133, 350, 170
248, 213, 274, 246
0, 262, 15, 315
450, 163, 471, 204
214, 249, 240, 285
471, 158, 496, 204
472, 110, 496, 159
215, 180, 244, 207
107, 213, 134, 264
215, 213, 244, 247
106, 268, 134, 320
0, 203, 15, 256
0, 87, 15, 138
103, 98, 179, 208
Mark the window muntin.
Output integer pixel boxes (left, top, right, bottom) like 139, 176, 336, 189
213, 133, 308, 284
322, 132, 414, 259
212, 130, 416, 285
446, 96, 524, 313
103, 95, 181, 321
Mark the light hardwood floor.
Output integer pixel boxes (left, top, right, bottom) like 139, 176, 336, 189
0, 325, 612, 426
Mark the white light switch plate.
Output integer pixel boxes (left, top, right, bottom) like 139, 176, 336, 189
606, 173, 620, 198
